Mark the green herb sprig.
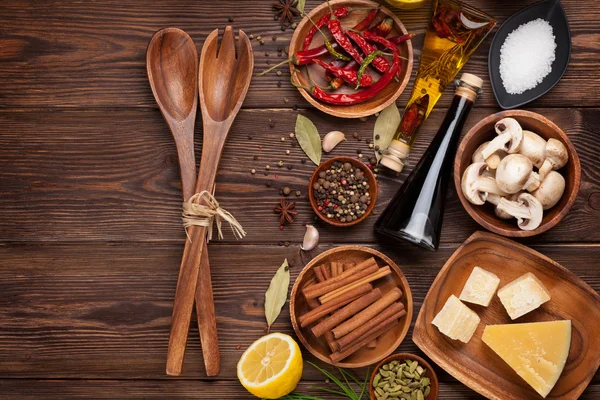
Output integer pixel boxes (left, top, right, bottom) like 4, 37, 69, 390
279, 362, 369, 400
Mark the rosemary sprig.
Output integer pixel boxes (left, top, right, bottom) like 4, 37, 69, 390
277, 362, 370, 400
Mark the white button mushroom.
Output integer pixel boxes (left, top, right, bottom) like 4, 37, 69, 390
461, 162, 508, 205
496, 154, 541, 194
532, 171, 566, 210
519, 130, 547, 169
481, 118, 523, 160
539, 138, 568, 180
496, 193, 544, 231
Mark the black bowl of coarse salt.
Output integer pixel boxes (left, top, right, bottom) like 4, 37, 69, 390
308, 156, 378, 227
488, 0, 571, 109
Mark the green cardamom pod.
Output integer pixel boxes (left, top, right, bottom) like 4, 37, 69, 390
374, 374, 381, 387
424, 386, 431, 397
416, 389, 424, 400
409, 361, 418, 373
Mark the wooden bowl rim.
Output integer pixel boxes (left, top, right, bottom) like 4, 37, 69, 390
289, 246, 413, 368
308, 156, 378, 227
454, 109, 581, 237
369, 353, 440, 400
289, 0, 414, 118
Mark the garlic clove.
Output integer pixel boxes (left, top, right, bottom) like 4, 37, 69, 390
322, 131, 346, 153
301, 225, 319, 251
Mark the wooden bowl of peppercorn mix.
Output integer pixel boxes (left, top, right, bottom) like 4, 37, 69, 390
309, 156, 378, 226
288, 0, 414, 118
289, 246, 413, 368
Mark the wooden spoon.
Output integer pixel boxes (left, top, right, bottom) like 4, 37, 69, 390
166, 26, 253, 377
146, 28, 217, 375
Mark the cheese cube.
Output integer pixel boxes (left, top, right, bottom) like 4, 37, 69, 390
483, 320, 572, 398
498, 272, 550, 320
432, 295, 480, 343
459, 266, 500, 307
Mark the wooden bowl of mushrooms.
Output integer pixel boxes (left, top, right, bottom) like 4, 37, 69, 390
454, 110, 580, 237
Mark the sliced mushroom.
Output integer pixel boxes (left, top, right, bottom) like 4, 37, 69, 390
481, 118, 523, 160
486, 193, 512, 219
539, 138, 568, 180
496, 193, 544, 231
496, 154, 541, 194
461, 162, 508, 205
532, 171, 566, 210
473, 141, 507, 170
519, 130, 546, 168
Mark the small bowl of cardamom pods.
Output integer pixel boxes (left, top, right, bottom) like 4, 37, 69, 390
370, 353, 439, 400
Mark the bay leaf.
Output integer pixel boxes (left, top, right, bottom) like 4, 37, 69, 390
264, 258, 290, 332
373, 102, 401, 162
295, 114, 322, 165
297, 0, 306, 13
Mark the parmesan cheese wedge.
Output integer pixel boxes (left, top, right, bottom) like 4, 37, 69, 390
459, 266, 500, 307
482, 320, 572, 398
432, 295, 480, 343
498, 272, 551, 320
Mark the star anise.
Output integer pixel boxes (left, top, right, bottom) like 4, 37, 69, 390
274, 199, 298, 225
272, 0, 300, 28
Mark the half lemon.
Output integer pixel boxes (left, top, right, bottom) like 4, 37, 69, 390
237, 332, 303, 399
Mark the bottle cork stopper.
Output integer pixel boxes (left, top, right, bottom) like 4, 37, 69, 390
460, 73, 483, 89
380, 140, 411, 173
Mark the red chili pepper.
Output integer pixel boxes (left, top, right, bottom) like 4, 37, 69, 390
313, 59, 373, 87
328, 60, 359, 89
353, 7, 379, 31
328, 18, 364, 65
292, 33, 399, 106
303, 7, 350, 50
346, 30, 389, 73
259, 42, 343, 76
389, 33, 415, 45
366, 17, 394, 37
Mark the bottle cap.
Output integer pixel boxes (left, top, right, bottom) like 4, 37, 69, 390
460, 73, 483, 89
380, 140, 411, 173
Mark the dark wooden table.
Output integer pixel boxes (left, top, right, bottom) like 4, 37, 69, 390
1, 0, 599, 398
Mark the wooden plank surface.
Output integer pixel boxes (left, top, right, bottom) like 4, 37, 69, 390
0, 0, 599, 110
2, 379, 600, 400
1, 242, 599, 384
1, 0, 600, 398
0, 108, 598, 244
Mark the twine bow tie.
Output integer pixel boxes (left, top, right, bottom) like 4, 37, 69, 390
182, 191, 246, 242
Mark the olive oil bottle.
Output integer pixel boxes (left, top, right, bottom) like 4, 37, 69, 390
380, 0, 495, 172
374, 74, 482, 250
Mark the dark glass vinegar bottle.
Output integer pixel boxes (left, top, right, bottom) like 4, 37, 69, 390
375, 73, 482, 250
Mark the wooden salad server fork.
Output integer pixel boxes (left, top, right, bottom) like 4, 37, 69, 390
166, 26, 253, 377
146, 28, 218, 375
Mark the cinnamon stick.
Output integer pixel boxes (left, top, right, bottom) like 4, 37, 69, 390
330, 310, 403, 363
336, 263, 344, 276
322, 264, 331, 280
343, 263, 354, 272
331, 262, 339, 278
312, 263, 335, 351
334, 302, 406, 350
319, 266, 392, 304
303, 262, 378, 301
314, 265, 326, 283
311, 288, 382, 338
331, 287, 403, 339
366, 339, 378, 349
299, 283, 373, 327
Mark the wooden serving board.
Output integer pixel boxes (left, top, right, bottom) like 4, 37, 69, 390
413, 231, 600, 400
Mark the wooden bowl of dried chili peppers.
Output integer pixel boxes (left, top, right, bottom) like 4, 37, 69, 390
288, 0, 413, 118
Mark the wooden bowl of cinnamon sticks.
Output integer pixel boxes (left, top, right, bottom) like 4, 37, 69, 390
290, 246, 413, 368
